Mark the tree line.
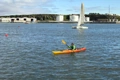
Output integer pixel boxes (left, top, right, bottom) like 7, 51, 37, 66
0, 13, 120, 21
86, 13, 120, 21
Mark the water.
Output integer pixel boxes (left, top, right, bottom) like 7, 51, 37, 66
0, 23, 120, 80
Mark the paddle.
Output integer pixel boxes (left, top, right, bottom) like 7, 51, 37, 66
62, 40, 77, 54
62, 40, 69, 47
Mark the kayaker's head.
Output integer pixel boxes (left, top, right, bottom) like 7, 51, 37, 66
71, 43, 74, 45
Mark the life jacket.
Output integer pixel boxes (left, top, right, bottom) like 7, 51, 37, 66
70, 45, 76, 50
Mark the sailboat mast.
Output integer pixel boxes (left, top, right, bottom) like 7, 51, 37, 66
77, 3, 85, 26
81, 3, 84, 24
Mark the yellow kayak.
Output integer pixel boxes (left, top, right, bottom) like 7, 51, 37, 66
52, 47, 86, 55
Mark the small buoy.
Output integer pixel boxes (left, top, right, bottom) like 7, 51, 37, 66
5, 34, 8, 37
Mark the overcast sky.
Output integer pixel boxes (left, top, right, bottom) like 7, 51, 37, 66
0, 0, 120, 16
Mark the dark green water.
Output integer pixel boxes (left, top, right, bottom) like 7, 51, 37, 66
0, 23, 120, 80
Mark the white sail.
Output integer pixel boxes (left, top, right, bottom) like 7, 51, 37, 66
72, 3, 88, 29
77, 11, 81, 26
79, 3, 84, 25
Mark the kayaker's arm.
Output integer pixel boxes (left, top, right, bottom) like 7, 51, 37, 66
66, 44, 69, 48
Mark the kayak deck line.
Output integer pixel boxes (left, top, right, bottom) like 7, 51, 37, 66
52, 47, 86, 55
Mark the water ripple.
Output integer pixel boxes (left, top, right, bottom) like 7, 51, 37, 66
0, 23, 120, 79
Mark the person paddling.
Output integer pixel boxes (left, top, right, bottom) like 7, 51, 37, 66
68, 43, 76, 50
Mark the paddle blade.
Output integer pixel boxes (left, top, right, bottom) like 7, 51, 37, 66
62, 40, 66, 44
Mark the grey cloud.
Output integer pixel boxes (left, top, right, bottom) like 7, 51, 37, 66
0, 0, 56, 15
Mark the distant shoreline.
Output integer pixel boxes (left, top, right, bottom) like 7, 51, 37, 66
37, 21, 117, 24
0, 21, 119, 24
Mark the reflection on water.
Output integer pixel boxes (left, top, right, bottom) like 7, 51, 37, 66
0, 23, 120, 80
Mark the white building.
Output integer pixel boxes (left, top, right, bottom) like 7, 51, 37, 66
70, 14, 90, 22
85, 17, 90, 22
56, 15, 64, 21
70, 14, 79, 22
0, 18, 11, 22
0, 17, 37, 23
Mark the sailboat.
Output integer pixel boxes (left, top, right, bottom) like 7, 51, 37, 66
72, 3, 88, 29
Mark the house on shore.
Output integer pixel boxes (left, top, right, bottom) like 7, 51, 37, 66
0, 17, 37, 23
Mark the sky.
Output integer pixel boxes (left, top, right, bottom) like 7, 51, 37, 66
0, 0, 120, 16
